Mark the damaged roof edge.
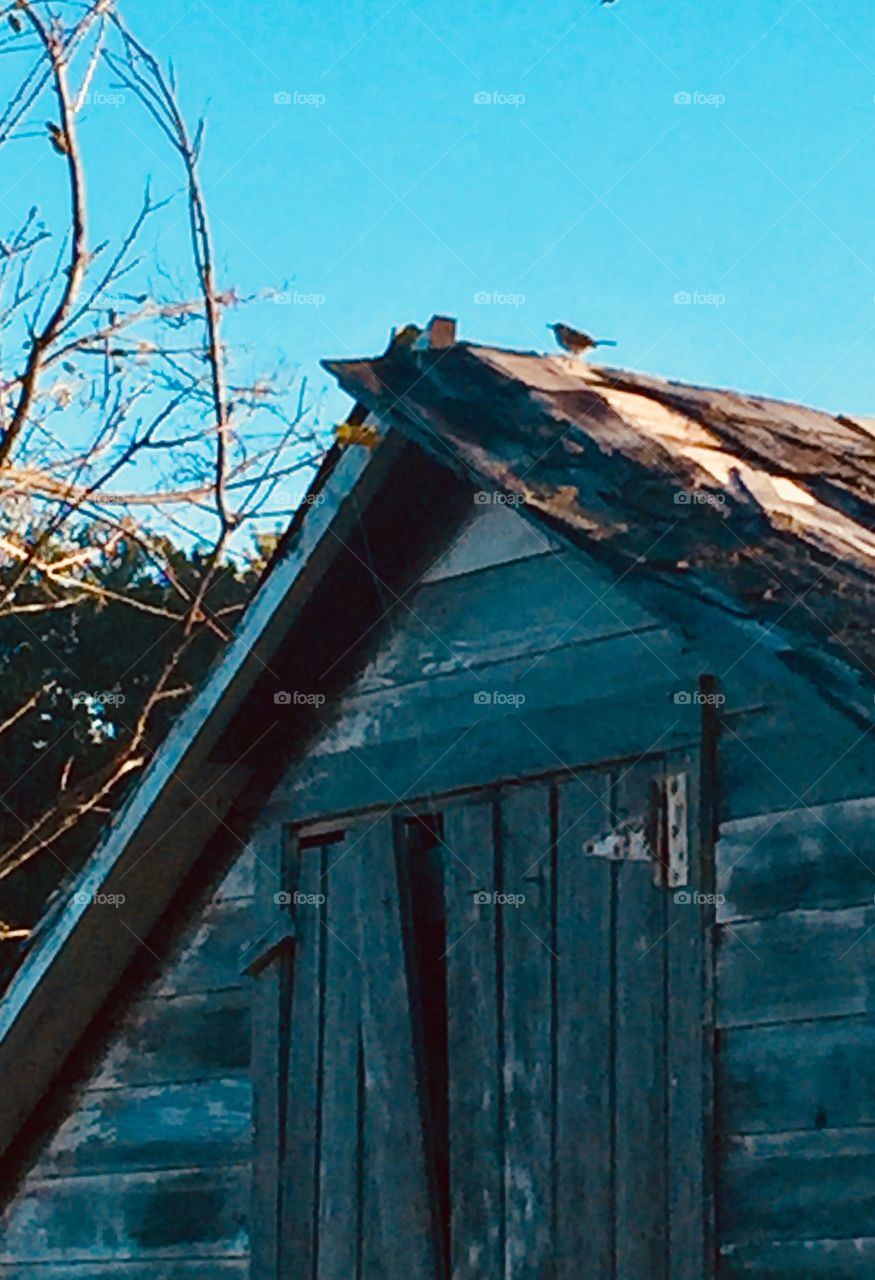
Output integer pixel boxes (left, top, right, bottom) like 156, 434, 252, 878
0, 433, 406, 1162
323, 337, 875, 729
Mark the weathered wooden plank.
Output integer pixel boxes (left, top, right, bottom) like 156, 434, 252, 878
555, 773, 613, 1280
356, 548, 655, 693
307, 626, 683, 758
500, 783, 554, 1280
279, 840, 325, 1277
0, 1264, 250, 1278
34, 1078, 251, 1176
720, 1127, 875, 1244
716, 906, 875, 1027
615, 761, 668, 1279
280, 635, 700, 823
443, 797, 502, 1280
355, 815, 441, 1280
718, 1237, 875, 1278
317, 835, 362, 1280
155, 896, 254, 997
717, 706, 875, 822
91, 989, 250, 1088
0, 1166, 249, 1262
717, 798, 875, 922
248, 822, 291, 1280
717, 1015, 875, 1135
666, 754, 709, 1280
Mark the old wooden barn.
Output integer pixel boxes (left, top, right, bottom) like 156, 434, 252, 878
2, 316, 875, 1278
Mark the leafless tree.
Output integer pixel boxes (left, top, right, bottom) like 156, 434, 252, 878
0, 0, 322, 895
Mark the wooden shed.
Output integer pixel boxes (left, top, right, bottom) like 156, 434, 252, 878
2, 317, 875, 1279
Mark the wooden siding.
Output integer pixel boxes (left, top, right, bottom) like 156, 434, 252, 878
715, 799, 875, 1275
0, 845, 256, 1273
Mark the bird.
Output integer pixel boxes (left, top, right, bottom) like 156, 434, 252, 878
547, 322, 617, 357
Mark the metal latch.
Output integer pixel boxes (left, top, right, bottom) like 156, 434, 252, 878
582, 771, 689, 889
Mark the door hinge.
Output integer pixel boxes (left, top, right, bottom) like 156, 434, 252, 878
664, 771, 689, 888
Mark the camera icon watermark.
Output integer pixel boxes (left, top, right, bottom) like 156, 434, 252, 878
274, 890, 326, 907
74, 891, 125, 907
674, 490, 726, 507
473, 889, 526, 907
473, 291, 526, 307
72, 690, 126, 707
674, 889, 725, 907
673, 690, 726, 707
674, 290, 726, 307
473, 90, 526, 107
474, 491, 524, 506
674, 91, 725, 108
474, 690, 526, 708
274, 90, 326, 107
274, 690, 327, 707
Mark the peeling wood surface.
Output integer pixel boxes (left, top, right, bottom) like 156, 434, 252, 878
326, 342, 875, 718
0, 852, 255, 1271
717, 798, 875, 922
719, 1237, 875, 1278
718, 1015, 875, 1136
0, 1165, 249, 1263
716, 905, 875, 1027
719, 1127, 875, 1244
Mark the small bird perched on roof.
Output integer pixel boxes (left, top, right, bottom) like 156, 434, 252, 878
548, 322, 617, 357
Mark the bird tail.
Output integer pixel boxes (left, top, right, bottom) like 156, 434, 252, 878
594, 339, 617, 347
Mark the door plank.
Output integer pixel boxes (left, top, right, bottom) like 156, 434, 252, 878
555, 772, 614, 1280
500, 783, 554, 1280
443, 797, 502, 1280
614, 760, 668, 1279
356, 815, 441, 1280
280, 840, 326, 1277
248, 823, 287, 1280
318, 834, 362, 1280
666, 756, 709, 1280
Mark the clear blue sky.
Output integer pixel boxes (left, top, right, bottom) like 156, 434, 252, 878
64, 0, 875, 425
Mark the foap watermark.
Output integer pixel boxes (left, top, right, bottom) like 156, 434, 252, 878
474, 491, 524, 506
473, 90, 526, 107
674, 91, 725, 108
674, 490, 726, 507
673, 690, 725, 707
275, 890, 326, 907
274, 90, 326, 107
474, 889, 526, 908
72, 690, 126, 706
300, 492, 327, 506
473, 291, 526, 308
674, 890, 725, 907
74, 891, 126, 907
474, 690, 526, 708
674, 291, 726, 307
82, 91, 126, 108
271, 289, 325, 307
274, 690, 327, 707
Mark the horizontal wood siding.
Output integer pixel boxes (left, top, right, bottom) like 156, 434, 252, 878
0, 848, 255, 1273
0, 1264, 250, 1278
715, 797, 875, 1274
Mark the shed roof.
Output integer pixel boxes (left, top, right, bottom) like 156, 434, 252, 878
325, 333, 875, 721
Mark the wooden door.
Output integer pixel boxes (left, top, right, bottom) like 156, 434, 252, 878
249, 753, 710, 1280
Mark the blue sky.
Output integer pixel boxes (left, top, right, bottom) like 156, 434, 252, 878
18, 0, 875, 439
